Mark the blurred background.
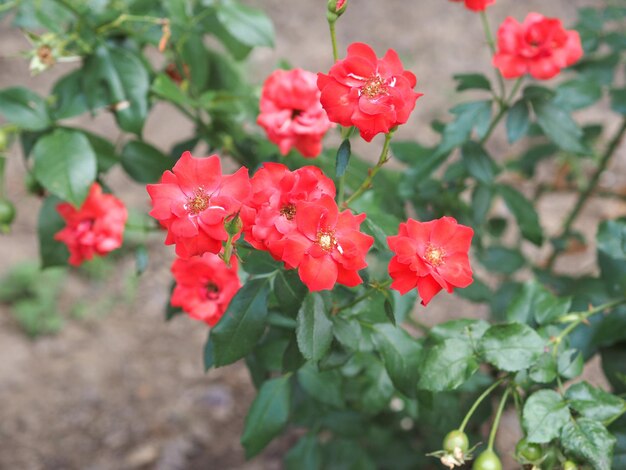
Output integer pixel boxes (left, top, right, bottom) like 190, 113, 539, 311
0, 0, 623, 468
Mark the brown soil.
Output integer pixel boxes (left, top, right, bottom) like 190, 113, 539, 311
0, 1, 624, 469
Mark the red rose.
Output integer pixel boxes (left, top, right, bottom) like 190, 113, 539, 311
171, 253, 241, 326
55, 183, 127, 266
272, 195, 373, 291
317, 42, 422, 142
147, 151, 250, 259
449, 0, 495, 12
493, 13, 583, 80
387, 217, 473, 306
242, 163, 335, 258
257, 69, 333, 158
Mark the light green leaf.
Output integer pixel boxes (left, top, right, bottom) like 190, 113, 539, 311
561, 418, 616, 470
523, 389, 571, 443
0, 87, 51, 131
418, 338, 478, 391
479, 323, 545, 372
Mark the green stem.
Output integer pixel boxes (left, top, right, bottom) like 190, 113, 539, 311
488, 387, 511, 451
546, 118, 626, 270
480, 10, 505, 99
336, 280, 392, 312
0, 155, 6, 198
345, 131, 394, 206
459, 377, 505, 433
328, 20, 339, 62
479, 77, 523, 145
97, 14, 165, 34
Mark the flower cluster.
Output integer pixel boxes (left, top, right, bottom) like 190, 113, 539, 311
55, 183, 127, 266
493, 13, 583, 80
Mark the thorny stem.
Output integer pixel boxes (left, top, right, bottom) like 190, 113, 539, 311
459, 377, 505, 433
552, 298, 626, 356
545, 118, 626, 270
488, 387, 511, 451
345, 131, 394, 206
480, 10, 506, 99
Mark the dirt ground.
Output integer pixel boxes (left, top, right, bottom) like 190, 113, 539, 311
0, 1, 624, 469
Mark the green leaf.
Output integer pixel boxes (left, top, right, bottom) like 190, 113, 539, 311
282, 337, 305, 373
554, 79, 603, 111
479, 323, 544, 372
610, 88, 626, 115
33, 129, 97, 206
533, 99, 587, 154
557, 348, 583, 380
478, 245, 525, 275
151, 73, 192, 108
418, 338, 478, 391
211, 277, 271, 366
523, 389, 571, 443
83, 131, 119, 173
428, 319, 490, 344
453, 73, 491, 92
296, 293, 333, 361
0, 87, 51, 131
82, 45, 150, 135
373, 324, 422, 397
51, 71, 93, 120
471, 184, 494, 225
332, 316, 362, 350
597, 219, 626, 295
505, 280, 572, 325
461, 141, 498, 184
274, 270, 307, 316
203, 334, 214, 371
497, 185, 543, 246
285, 434, 322, 470
506, 99, 530, 143
216, 0, 274, 48
37, 195, 70, 268
561, 418, 616, 470
241, 375, 291, 458
390, 140, 434, 165
566, 382, 626, 422
529, 353, 558, 383
121, 140, 173, 183
297, 362, 344, 407
335, 138, 351, 178
438, 100, 492, 153
602, 345, 626, 394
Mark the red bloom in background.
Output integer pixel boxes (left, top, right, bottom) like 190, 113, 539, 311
242, 163, 336, 258
493, 13, 583, 80
317, 42, 422, 142
55, 183, 127, 266
273, 195, 373, 291
257, 69, 333, 158
147, 152, 250, 259
171, 253, 241, 326
387, 217, 473, 306
449, 0, 494, 12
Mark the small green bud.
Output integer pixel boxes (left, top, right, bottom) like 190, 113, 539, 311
327, 0, 348, 22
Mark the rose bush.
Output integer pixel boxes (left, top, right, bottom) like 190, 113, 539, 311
0, 0, 625, 469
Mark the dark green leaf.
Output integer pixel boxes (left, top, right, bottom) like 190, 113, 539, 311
151, 73, 192, 108
121, 140, 173, 183
506, 99, 530, 143
554, 79, 603, 111
561, 418, 616, 470
471, 184, 494, 225
203, 334, 214, 371
479, 323, 545, 372
597, 219, 626, 295
610, 88, 626, 115
37, 195, 70, 268
296, 293, 333, 361
241, 375, 291, 458
453, 73, 491, 92
282, 337, 305, 373
216, 0, 274, 48
33, 129, 97, 206
51, 71, 93, 120
478, 245, 525, 275
418, 338, 478, 391
285, 434, 322, 470
461, 141, 498, 184
373, 324, 422, 397
533, 99, 587, 154
498, 185, 543, 246
212, 277, 271, 366
383, 299, 395, 326
297, 362, 344, 407
566, 382, 625, 422
428, 319, 490, 344
438, 100, 492, 153
332, 316, 362, 350
0, 87, 50, 131
390, 140, 434, 165
335, 138, 351, 178
523, 389, 571, 443
83, 131, 119, 173
274, 270, 307, 316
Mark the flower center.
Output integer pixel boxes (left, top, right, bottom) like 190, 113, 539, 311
362, 75, 387, 98
206, 282, 220, 300
280, 203, 296, 220
424, 244, 445, 267
291, 109, 303, 120
187, 188, 210, 215
316, 229, 336, 252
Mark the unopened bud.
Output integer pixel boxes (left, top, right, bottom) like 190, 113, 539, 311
327, 0, 348, 22
224, 213, 243, 237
